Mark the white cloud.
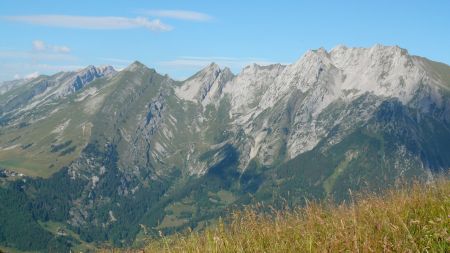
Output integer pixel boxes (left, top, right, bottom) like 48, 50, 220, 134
4, 15, 172, 32
25, 71, 39, 79
32, 40, 71, 54
97, 57, 132, 64
31, 64, 86, 71
0, 50, 77, 61
140, 10, 212, 21
160, 56, 279, 69
0, 40, 79, 81
0, 62, 89, 82
32, 40, 46, 51
53, 45, 71, 54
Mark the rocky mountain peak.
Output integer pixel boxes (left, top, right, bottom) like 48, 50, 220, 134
175, 63, 234, 103
79, 65, 116, 78
60, 65, 117, 94
125, 61, 148, 72
1, 45, 449, 252
96, 65, 116, 76
329, 44, 410, 69
221, 66, 233, 77
256, 44, 427, 112
202, 62, 221, 73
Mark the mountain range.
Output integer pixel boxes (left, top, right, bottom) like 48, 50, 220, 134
0, 44, 449, 252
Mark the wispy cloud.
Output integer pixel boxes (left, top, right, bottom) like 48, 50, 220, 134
31, 64, 86, 71
97, 57, 132, 64
160, 56, 279, 69
0, 62, 87, 81
33, 40, 71, 54
3, 15, 172, 31
0, 40, 80, 81
0, 50, 77, 61
139, 10, 212, 21
32, 40, 46, 51
24, 71, 40, 79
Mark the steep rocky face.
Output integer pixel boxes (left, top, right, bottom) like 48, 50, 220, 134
0, 65, 116, 117
64, 65, 116, 94
223, 63, 286, 115
214, 45, 450, 168
0, 45, 449, 251
175, 63, 234, 105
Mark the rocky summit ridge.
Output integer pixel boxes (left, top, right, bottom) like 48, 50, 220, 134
0, 44, 449, 251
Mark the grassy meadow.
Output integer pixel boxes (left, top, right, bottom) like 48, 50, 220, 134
103, 177, 450, 252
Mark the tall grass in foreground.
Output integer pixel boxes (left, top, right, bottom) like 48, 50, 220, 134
110, 178, 450, 252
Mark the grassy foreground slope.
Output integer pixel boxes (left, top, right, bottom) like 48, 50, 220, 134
139, 178, 450, 253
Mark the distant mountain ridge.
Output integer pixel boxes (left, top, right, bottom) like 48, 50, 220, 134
0, 44, 449, 251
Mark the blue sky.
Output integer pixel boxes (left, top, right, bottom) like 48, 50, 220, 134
0, 1, 449, 81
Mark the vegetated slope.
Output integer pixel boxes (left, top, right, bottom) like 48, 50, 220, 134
0, 45, 449, 251
144, 178, 450, 253
0, 65, 116, 177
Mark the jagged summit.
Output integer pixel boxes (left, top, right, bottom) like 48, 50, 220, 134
292, 44, 410, 68
175, 62, 234, 103
202, 62, 221, 72
305, 44, 408, 56
94, 65, 116, 76
57, 64, 117, 95
125, 60, 149, 72
256, 44, 427, 110
241, 62, 286, 73
191, 62, 221, 80
78, 65, 116, 77
1, 45, 450, 251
